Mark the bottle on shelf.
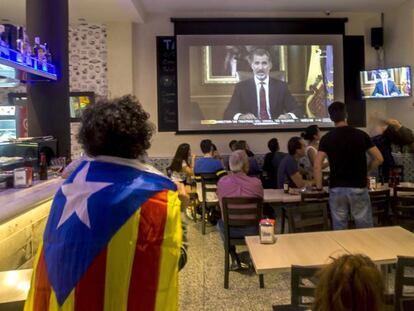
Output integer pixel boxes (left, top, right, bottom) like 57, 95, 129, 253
39, 152, 48, 181
43, 42, 52, 63
16, 26, 24, 63
33, 36, 41, 58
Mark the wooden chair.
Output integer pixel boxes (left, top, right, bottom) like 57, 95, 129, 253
369, 189, 391, 226
284, 192, 330, 233
222, 197, 264, 289
280, 192, 329, 234
394, 256, 414, 311
200, 173, 220, 234
291, 265, 320, 307
392, 187, 414, 231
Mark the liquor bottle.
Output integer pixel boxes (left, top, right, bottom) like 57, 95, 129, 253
283, 179, 289, 194
43, 43, 52, 63
33, 36, 41, 58
39, 153, 48, 180
16, 26, 24, 63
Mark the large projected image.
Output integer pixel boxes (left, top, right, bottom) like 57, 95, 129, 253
177, 35, 344, 131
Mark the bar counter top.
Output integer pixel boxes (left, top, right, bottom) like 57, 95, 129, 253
0, 178, 63, 225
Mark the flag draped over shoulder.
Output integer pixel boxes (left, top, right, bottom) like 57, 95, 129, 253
24, 158, 182, 311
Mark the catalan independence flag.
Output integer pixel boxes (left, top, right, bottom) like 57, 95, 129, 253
24, 157, 182, 311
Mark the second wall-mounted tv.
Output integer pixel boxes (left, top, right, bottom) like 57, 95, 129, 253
360, 66, 411, 99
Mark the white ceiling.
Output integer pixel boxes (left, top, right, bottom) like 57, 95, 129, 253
139, 0, 405, 14
0, 0, 407, 25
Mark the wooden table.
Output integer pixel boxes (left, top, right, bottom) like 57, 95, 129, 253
245, 232, 347, 274
328, 226, 414, 265
246, 226, 414, 274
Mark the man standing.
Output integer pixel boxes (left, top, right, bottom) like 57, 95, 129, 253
314, 101, 383, 230
223, 48, 304, 120
371, 70, 401, 97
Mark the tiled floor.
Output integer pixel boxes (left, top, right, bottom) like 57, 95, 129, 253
178, 219, 291, 311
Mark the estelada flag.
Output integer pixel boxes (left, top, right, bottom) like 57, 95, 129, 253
24, 157, 182, 311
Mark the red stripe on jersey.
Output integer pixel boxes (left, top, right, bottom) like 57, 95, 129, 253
74, 247, 107, 311
33, 249, 52, 311
127, 190, 168, 311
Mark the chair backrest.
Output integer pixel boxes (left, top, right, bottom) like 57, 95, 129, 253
393, 187, 414, 230
395, 256, 414, 311
222, 197, 263, 245
369, 189, 390, 220
291, 265, 320, 306
200, 173, 220, 202
287, 201, 329, 233
300, 191, 329, 203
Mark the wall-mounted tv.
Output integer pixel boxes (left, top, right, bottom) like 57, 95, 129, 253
360, 66, 411, 99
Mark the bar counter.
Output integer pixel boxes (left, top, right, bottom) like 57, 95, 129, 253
0, 177, 63, 225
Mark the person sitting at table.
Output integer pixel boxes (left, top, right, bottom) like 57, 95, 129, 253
234, 140, 261, 176
262, 137, 286, 189
277, 137, 313, 189
217, 150, 263, 270
313, 254, 385, 311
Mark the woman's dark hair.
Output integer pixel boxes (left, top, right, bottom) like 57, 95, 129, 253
168, 143, 190, 173
267, 138, 280, 153
313, 254, 384, 311
78, 95, 154, 159
235, 140, 254, 157
301, 125, 319, 141
229, 140, 237, 151
328, 101, 347, 123
287, 137, 303, 155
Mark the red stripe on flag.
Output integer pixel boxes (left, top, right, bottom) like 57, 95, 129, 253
74, 247, 107, 311
127, 190, 168, 311
33, 249, 51, 311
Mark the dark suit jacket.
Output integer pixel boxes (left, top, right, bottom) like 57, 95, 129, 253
223, 78, 304, 119
371, 80, 401, 96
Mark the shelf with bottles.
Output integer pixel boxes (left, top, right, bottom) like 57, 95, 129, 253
0, 46, 57, 81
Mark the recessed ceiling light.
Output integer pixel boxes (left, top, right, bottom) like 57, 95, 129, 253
78, 18, 86, 22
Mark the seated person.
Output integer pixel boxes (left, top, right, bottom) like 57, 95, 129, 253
313, 254, 384, 311
277, 137, 313, 189
194, 139, 226, 201
372, 70, 401, 97
234, 140, 261, 176
217, 150, 263, 270
167, 143, 195, 183
262, 138, 286, 188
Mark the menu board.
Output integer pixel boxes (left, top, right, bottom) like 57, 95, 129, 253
156, 36, 177, 132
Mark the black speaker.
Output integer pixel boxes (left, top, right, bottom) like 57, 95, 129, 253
371, 27, 383, 49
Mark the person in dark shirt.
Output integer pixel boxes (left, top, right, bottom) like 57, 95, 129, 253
234, 140, 261, 176
314, 101, 383, 230
277, 137, 313, 189
262, 138, 286, 188
372, 118, 414, 181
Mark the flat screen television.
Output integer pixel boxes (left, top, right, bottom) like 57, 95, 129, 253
360, 66, 411, 99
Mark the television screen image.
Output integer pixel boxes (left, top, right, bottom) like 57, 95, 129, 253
177, 34, 345, 132
360, 66, 411, 99
69, 92, 95, 119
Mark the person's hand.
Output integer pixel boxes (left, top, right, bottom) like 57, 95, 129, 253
277, 113, 293, 120
386, 118, 402, 129
375, 93, 383, 97
391, 92, 399, 96
238, 113, 257, 120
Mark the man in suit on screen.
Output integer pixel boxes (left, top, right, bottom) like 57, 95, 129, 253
371, 69, 401, 97
223, 48, 304, 120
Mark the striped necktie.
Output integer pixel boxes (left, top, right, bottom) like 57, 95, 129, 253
259, 82, 269, 119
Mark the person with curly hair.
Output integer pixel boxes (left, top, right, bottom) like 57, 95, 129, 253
313, 254, 385, 311
25, 95, 184, 311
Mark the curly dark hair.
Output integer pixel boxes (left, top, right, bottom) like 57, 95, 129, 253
78, 95, 154, 158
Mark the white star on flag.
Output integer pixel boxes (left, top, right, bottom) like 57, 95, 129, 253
57, 162, 112, 229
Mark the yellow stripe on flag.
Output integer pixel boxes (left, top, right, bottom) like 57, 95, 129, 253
103, 208, 141, 311
48, 289, 74, 311
24, 242, 43, 311
154, 191, 182, 311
